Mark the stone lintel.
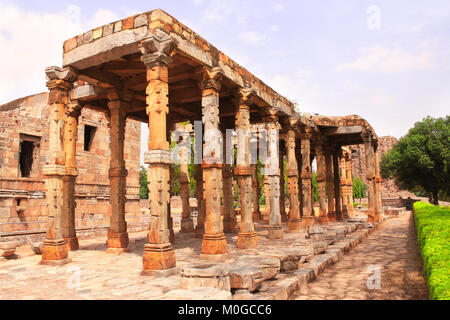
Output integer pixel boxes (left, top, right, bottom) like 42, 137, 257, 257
43, 165, 66, 176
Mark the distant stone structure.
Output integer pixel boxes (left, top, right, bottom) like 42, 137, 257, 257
0, 92, 141, 244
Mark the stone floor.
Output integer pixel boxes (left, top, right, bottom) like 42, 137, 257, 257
292, 212, 428, 300
0, 212, 428, 300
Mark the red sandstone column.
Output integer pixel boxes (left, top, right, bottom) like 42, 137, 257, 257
279, 152, 288, 223
199, 67, 227, 259
139, 30, 178, 273
41, 66, 77, 265
333, 146, 343, 220
345, 151, 355, 217
222, 128, 237, 233
264, 116, 283, 239
106, 97, 129, 254
286, 127, 301, 232
325, 148, 336, 221
316, 144, 328, 224
340, 151, 349, 219
235, 89, 258, 249
62, 103, 81, 251
301, 131, 315, 227
194, 164, 206, 238
251, 126, 262, 222
374, 150, 383, 221
362, 131, 378, 223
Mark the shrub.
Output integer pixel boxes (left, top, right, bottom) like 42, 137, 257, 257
414, 202, 450, 300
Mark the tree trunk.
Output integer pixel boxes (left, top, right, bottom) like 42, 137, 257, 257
432, 191, 439, 206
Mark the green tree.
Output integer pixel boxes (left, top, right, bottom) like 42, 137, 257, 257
352, 177, 367, 203
139, 166, 149, 199
381, 116, 450, 205
312, 172, 319, 203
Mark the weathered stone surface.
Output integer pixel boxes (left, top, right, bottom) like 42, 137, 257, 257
236, 256, 280, 282
180, 262, 230, 291
161, 287, 232, 300
229, 265, 262, 292
312, 241, 328, 255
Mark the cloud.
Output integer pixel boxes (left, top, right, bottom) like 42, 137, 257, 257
336, 45, 434, 73
239, 31, 270, 46
268, 24, 280, 32
273, 4, 284, 12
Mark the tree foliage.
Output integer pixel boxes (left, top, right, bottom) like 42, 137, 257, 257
352, 177, 367, 202
380, 116, 449, 204
139, 166, 149, 199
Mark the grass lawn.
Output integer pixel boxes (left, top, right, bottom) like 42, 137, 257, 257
414, 202, 450, 300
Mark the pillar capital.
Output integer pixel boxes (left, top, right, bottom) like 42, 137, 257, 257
139, 29, 178, 68
237, 88, 256, 107
198, 67, 224, 92
46, 66, 77, 84
65, 103, 82, 118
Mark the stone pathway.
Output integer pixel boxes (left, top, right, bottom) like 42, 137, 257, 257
292, 212, 429, 300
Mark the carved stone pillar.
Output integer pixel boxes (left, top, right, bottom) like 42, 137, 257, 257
200, 67, 227, 258
296, 147, 303, 218
106, 96, 129, 254
286, 128, 301, 232
179, 131, 194, 233
340, 152, 349, 219
325, 148, 336, 221
235, 89, 258, 249
194, 164, 205, 238
375, 149, 383, 221
251, 164, 261, 222
62, 103, 81, 251
301, 131, 315, 227
41, 66, 77, 265
279, 151, 288, 223
316, 144, 328, 224
263, 175, 271, 222
345, 151, 355, 217
333, 146, 343, 220
139, 30, 178, 273
264, 116, 283, 239
222, 128, 237, 233
363, 132, 378, 223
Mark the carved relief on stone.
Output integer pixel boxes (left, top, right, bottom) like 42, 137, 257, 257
139, 29, 178, 68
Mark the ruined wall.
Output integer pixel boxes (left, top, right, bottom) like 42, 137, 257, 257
350, 136, 415, 199
0, 92, 142, 237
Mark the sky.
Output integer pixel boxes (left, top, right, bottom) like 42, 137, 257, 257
0, 0, 449, 164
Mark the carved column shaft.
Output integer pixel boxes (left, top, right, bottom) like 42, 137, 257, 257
316, 144, 328, 224
301, 133, 315, 227
340, 152, 349, 219
180, 133, 194, 233
194, 164, 206, 237
375, 151, 383, 220
325, 149, 336, 221
279, 152, 287, 222
222, 129, 236, 233
345, 152, 355, 217
333, 147, 343, 220
363, 134, 378, 223
286, 128, 301, 231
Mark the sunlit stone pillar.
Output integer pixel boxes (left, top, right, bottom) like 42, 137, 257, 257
301, 130, 315, 227
286, 127, 301, 232
345, 151, 355, 217
279, 151, 288, 223
362, 131, 377, 223
179, 131, 194, 233
106, 91, 130, 254
235, 89, 258, 249
325, 147, 336, 221
316, 144, 328, 224
194, 164, 206, 238
250, 126, 261, 222
296, 146, 303, 218
264, 115, 283, 239
222, 128, 237, 233
62, 102, 81, 251
333, 146, 343, 221
199, 67, 227, 258
374, 149, 383, 221
41, 66, 77, 265
139, 30, 178, 273
340, 151, 349, 219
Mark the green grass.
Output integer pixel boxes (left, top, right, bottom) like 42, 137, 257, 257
414, 202, 450, 300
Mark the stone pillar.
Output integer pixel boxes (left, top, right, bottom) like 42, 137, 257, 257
340, 152, 349, 219
301, 131, 315, 227
375, 149, 383, 220
139, 30, 178, 273
41, 66, 77, 265
251, 164, 261, 222
325, 148, 336, 221
62, 103, 81, 251
362, 132, 378, 223
333, 146, 343, 220
316, 144, 328, 224
194, 164, 206, 238
264, 116, 283, 239
234, 89, 258, 249
199, 67, 227, 258
222, 129, 237, 233
296, 147, 303, 218
286, 127, 301, 232
263, 175, 271, 222
345, 151, 355, 217
179, 131, 194, 233
106, 95, 129, 254
279, 151, 288, 223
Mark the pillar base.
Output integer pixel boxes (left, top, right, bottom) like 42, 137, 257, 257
180, 218, 195, 233
267, 225, 283, 239
223, 219, 237, 234
41, 239, 69, 264
288, 219, 302, 231
201, 233, 227, 255
318, 216, 329, 224
143, 243, 176, 271
302, 216, 316, 228
64, 237, 79, 251
107, 231, 129, 250
237, 232, 259, 249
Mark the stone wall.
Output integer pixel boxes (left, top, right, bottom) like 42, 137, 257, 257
350, 136, 415, 199
0, 92, 142, 237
